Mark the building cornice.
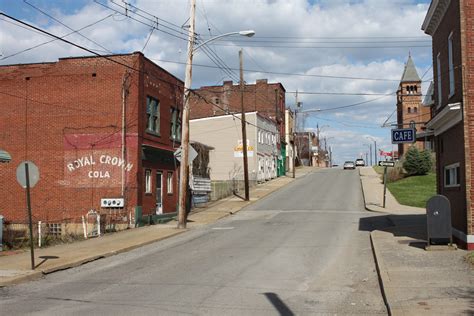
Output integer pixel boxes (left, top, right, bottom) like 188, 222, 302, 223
422, 0, 451, 35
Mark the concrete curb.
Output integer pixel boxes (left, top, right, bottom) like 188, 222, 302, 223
0, 230, 186, 287
370, 231, 393, 316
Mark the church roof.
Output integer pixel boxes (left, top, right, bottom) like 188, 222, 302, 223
400, 55, 420, 83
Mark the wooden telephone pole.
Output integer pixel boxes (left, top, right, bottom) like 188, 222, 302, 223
239, 49, 250, 201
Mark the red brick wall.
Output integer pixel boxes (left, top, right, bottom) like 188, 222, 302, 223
189, 79, 286, 139
138, 56, 183, 215
0, 53, 183, 224
431, 0, 472, 245
461, 0, 474, 239
396, 81, 430, 155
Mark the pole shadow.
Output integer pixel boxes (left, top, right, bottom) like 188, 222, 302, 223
262, 292, 294, 316
35, 255, 59, 269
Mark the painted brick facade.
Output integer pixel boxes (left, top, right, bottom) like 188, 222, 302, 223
189, 79, 286, 140
0, 53, 183, 229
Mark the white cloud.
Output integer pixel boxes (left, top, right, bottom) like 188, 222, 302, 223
0, 0, 432, 164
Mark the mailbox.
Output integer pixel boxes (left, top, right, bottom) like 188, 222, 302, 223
426, 195, 452, 245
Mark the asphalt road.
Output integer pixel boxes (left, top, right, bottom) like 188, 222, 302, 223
0, 168, 388, 315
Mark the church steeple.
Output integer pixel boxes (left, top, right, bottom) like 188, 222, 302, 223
400, 54, 421, 82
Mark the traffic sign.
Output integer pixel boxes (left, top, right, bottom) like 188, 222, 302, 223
378, 161, 395, 167
391, 128, 416, 144
16, 161, 40, 188
174, 145, 198, 164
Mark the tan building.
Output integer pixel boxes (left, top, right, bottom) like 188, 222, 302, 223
190, 112, 279, 198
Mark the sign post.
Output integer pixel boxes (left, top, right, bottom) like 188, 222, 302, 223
16, 161, 39, 270
378, 160, 395, 208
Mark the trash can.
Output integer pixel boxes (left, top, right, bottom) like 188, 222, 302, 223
0, 215, 3, 251
426, 195, 452, 245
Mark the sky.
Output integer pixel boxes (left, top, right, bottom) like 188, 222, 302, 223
0, 0, 433, 164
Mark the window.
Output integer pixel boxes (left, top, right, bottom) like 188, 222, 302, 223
437, 53, 442, 107
170, 107, 181, 141
445, 163, 460, 187
146, 96, 160, 134
145, 169, 152, 194
414, 107, 418, 113
448, 32, 455, 97
167, 172, 173, 194
408, 107, 411, 114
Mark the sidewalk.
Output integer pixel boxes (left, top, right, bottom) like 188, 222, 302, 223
0, 167, 315, 287
360, 167, 473, 315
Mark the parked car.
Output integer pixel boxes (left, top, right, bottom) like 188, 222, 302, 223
343, 161, 355, 170
355, 158, 365, 167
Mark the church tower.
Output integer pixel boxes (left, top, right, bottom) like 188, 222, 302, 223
396, 54, 427, 157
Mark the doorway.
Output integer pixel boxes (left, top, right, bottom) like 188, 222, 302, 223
156, 171, 163, 214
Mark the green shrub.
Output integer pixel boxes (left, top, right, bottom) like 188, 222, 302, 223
403, 147, 433, 176
403, 146, 421, 175
419, 150, 433, 175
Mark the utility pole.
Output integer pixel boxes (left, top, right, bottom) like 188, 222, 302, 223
239, 49, 249, 201
369, 143, 372, 166
329, 146, 332, 168
177, 0, 196, 229
308, 132, 311, 166
293, 91, 299, 178
374, 140, 377, 166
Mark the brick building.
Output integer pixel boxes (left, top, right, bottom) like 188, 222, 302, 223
422, 0, 473, 249
189, 79, 287, 176
294, 132, 318, 167
0, 52, 183, 234
396, 54, 432, 156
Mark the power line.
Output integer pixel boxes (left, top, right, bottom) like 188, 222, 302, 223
0, 13, 115, 61
152, 58, 401, 82
200, 38, 432, 44
201, 42, 432, 49
0, 12, 186, 91
317, 93, 395, 112
93, 0, 190, 42
200, 35, 430, 39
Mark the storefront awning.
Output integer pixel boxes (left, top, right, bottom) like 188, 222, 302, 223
0, 149, 11, 163
141, 145, 177, 167
426, 102, 462, 136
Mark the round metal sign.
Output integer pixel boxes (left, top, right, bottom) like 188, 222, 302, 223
16, 161, 40, 188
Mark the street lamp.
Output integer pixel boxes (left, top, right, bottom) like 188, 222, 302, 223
366, 136, 377, 166
363, 143, 372, 165
177, 0, 255, 229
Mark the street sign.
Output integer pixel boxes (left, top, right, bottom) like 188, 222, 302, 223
391, 128, 416, 144
174, 145, 198, 164
16, 161, 40, 188
378, 161, 395, 167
